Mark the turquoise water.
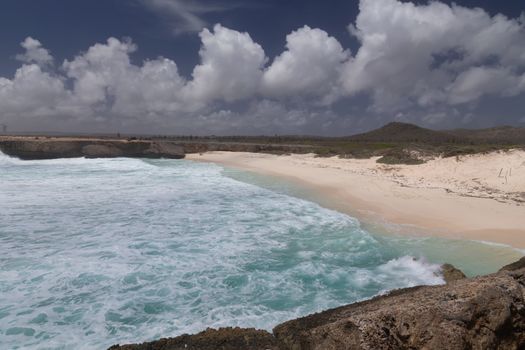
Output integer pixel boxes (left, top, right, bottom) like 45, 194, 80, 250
0, 153, 521, 349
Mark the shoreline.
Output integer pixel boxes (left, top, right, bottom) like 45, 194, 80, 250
110, 258, 525, 350
187, 151, 525, 249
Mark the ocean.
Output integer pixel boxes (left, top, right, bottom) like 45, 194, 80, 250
0, 153, 521, 349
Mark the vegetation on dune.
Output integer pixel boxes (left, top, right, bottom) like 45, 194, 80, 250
3, 122, 524, 165
161, 122, 525, 164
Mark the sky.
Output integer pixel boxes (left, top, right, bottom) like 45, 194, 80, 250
1, 0, 525, 135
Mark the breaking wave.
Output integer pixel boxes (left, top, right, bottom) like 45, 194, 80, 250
0, 152, 516, 349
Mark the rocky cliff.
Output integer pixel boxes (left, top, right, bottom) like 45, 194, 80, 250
109, 259, 525, 350
0, 137, 320, 160
0, 138, 185, 160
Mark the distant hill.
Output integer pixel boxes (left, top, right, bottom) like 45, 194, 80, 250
348, 122, 464, 144
349, 122, 525, 145
447, 126, 525, 145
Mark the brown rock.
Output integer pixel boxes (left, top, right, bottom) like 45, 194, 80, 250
499, 256, 525, 272
143, 142, 185, 159
441, 263, 467, 283
109, 264, 525, 350
0, 139, 185, 159
105, 259, 525, 350
273, 268, 525, 350
82, 144, 124, 158
108, 327, 278, 350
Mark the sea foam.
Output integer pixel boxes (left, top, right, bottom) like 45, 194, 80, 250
0, 152, 515, 349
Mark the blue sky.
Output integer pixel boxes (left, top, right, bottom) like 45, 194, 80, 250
1, 0, 525, 135
0, 0, 362, 77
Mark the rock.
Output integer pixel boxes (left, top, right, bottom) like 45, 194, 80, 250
499, 256, 525, 271
109, 262, 525, 350
441, 263, 466, 283
0, 136, 323, 160
107, 327, 278, 350
144, 142, 185, 159
0, 139, 185, 159
82, 144, 124, 158
273, 268, 525, 350
0, 139, 82, 159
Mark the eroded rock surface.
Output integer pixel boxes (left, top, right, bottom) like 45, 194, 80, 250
273, 268, 525, 349
109, 262, 525, 350
0, 137, 317, 160
81, 144, 124, 158
500, 256, 525, 272
441, 263, 467, 283
0, 139, 184, 159
108, 327, 278, 350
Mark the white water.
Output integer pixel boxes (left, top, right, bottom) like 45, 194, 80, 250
0, 153, 519, 349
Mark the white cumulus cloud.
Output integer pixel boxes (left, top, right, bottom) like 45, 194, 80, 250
15, 37, 54, 67
448, 67, 525, 105
342, 0, 525, 111
262, 26, 349, 103
63, 37, 188, 118
2, 0, 525, 134
0, 65, 68, 118
184, 24, 267, 103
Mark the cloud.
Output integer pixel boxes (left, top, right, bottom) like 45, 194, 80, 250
63, 38, 139, 107
184, 24, 267, 103
63, 37, 189, 120
2, 0, 525, 134
15, 37, 54, 67
262, 26, 349, 103
140, 0, 243, 34
341, 0, 525, 111
447, 67, 524, 105
189, 99, 342, 135
0, 64, 69, 118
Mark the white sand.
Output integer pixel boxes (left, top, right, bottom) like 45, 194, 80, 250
187, 150, 525, 249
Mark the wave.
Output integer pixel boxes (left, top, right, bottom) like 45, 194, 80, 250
376, 256, 444, 288
0, 150, 21, 165
0, 150, 161, 171
0, 154, 515, 349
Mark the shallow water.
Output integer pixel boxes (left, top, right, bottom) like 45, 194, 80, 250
0, 153, 521, 349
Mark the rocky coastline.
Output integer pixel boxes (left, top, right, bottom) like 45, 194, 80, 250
0, 136, 319, 160
109, 258, 525, 350
0, 138, 186, 160
3, 136, 524, 349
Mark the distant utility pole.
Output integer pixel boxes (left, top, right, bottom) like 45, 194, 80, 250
1, 124, 6, 133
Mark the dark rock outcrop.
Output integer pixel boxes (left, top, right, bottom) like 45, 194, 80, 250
273, 268, 525, 349
0, 137, 320, 160
109, 261, 525, 350
499, 256, 525, 272
81, 144, 124, 158
108, 328, 278, 350
441, 263, 467, 283
0, 139, 185, 160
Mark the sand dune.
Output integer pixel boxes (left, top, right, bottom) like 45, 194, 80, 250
187, 150, 525, 248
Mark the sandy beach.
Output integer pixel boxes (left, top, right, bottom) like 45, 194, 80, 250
187, 150, 525, 249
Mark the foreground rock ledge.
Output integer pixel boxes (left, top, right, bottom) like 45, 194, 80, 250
110, 259, 525, 350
